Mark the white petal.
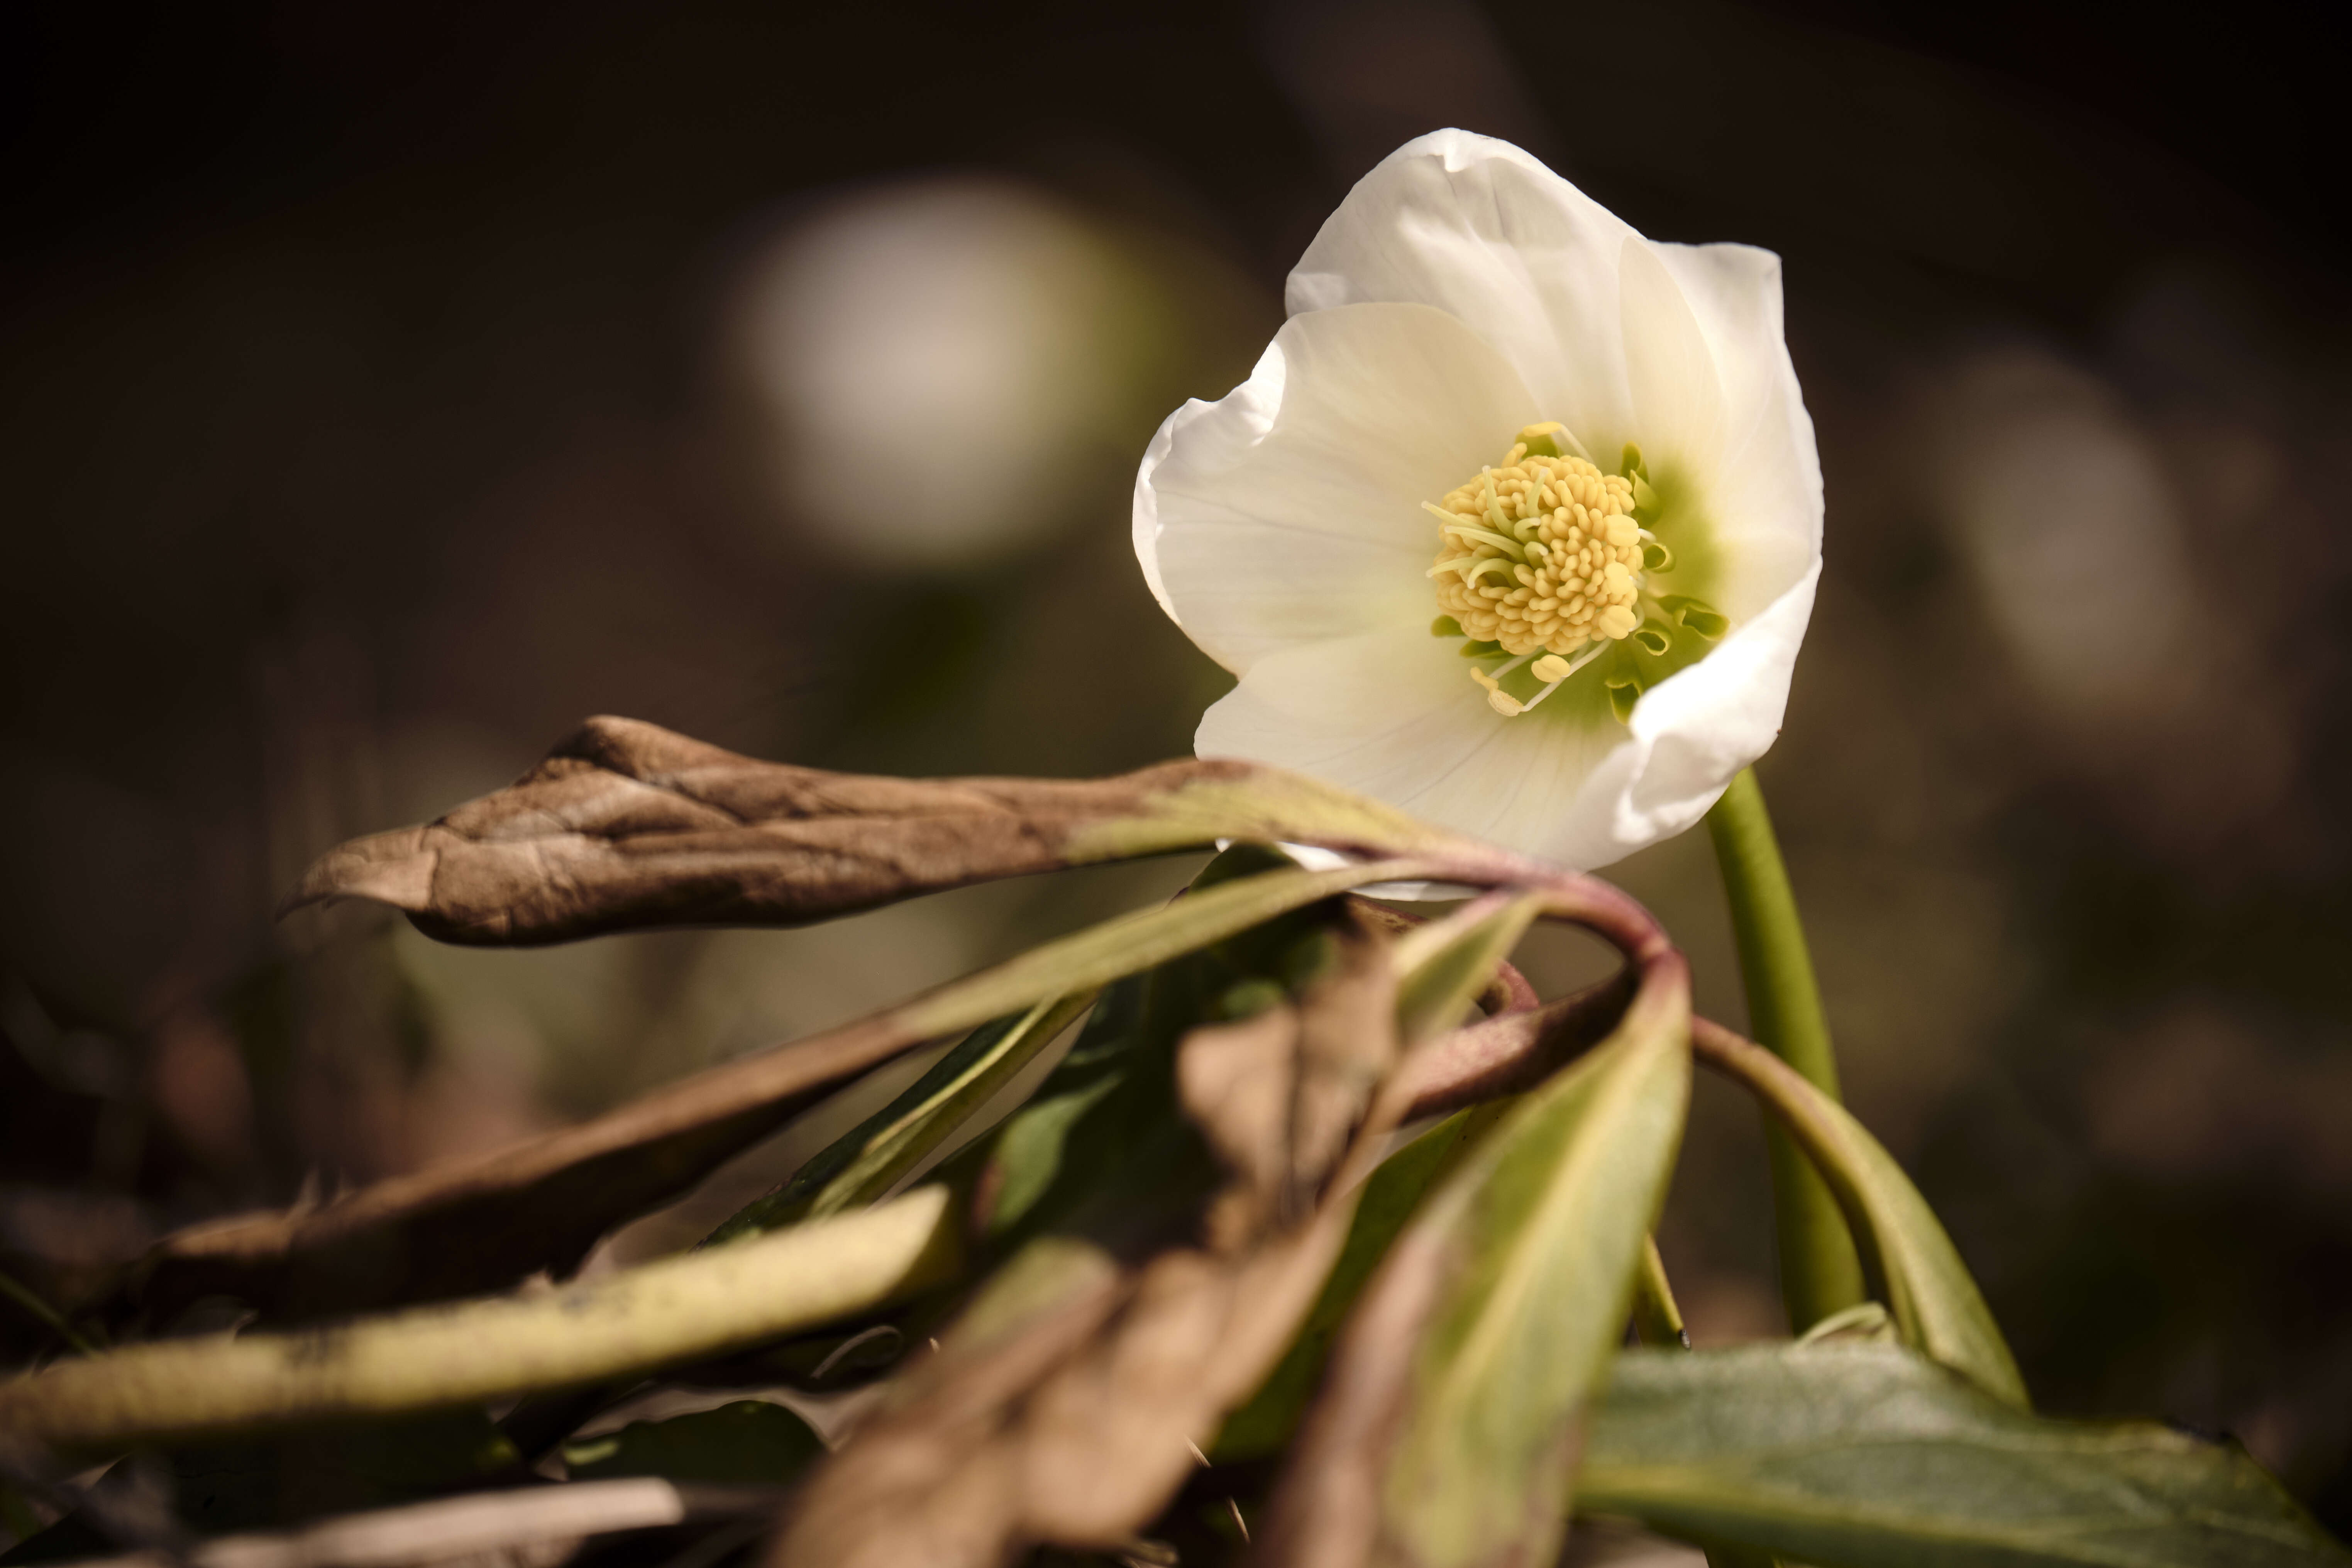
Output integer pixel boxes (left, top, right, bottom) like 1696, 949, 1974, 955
1571, 557, 1823, 869
1618, 235, 1726, 480
1231, 841, 1475, 904
1649, 240, 1824, 621
1196, 559, 1819, 872
1134, 383, 1252, 625
1161, 132, 1828, 874
1137, 301, 1539, 675
1286, 131, 1821, 620
1287, 130, 1640, 456
1197, 625, 1500, 805
1649, 241, 1789, 455
1194, 624, 1627, 869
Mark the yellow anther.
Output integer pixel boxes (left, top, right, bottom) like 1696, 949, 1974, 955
1429, 430, 1681, 718
1430, 433, 1646, 667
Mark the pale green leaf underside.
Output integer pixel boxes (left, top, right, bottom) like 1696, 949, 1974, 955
1581, 1341, 2350, 1568
0, 1187, 962, 1452
1384, 965, 1692, 1566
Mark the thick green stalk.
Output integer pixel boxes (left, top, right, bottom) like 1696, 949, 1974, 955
1705, 768, 1865, 1331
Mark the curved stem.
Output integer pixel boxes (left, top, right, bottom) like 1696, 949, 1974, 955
1389, 973, 1636, 1123
1705, 769, 1865, 1331
1478, 955, 1541, 1018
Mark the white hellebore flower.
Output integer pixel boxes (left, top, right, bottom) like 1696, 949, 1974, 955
1133, 131, 1823, 870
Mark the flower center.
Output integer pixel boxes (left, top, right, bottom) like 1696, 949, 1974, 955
1426, 424, 1728, 721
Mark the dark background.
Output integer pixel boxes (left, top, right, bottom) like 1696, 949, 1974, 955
4, 0, 2348, 1536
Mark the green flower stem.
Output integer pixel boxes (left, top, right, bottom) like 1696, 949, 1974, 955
1705, 768, 1866, 1331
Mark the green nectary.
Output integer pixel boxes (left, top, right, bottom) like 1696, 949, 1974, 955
1427, 431, 1730, 726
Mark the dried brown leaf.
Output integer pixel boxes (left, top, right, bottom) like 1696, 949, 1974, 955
769, 921, 1406, 1568
149, 709, 1669, 1345
1178, 1004, 1304, 1248
757, 1239, 1126, 1568
1247, 1214, 1454, 1568
282, 716, 1456, 945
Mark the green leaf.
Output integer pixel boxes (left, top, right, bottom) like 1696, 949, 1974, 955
1211, 1100, 1506, 1461
977, 992, 1152, 1246
563, 1400, 823, 1487
973, 959, 1221, 1253
139, 856, 1426, 1322
1389, 892, 1545, 1047
976, 845, 1389, 1252
1, 1186, 961, 1453
707, 990, 1098, 1244
1256, 953, 1692, 1568
774, 877, 1411, 1568
1380, 955, 1692, 1567
1580, 1341, 2352, 1568
1212, 894, 1548, 1462
1695, 1019, 2026, 1407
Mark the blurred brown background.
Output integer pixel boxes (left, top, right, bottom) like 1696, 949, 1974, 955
3, 0, 2348, 1533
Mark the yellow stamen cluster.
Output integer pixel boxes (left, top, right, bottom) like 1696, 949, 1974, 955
1427, 427, 1645, 659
